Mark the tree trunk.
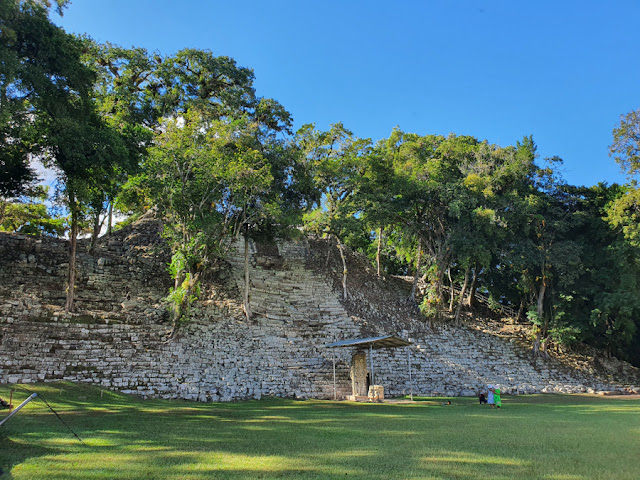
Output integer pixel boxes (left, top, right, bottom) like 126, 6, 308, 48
454, 265, 470, 325
517, 297, 526, 323
466, 264, 478, 308
89, 210, 101, 253
533, 282, 547, 357
447, 267, 454, 312
533, 331, 541, 357
107, 200, 113, 236
335, 235, 348, 300
243, 232, 251, 321
376, 226, 383, 277
408, 242, 423, 303
537, 283, 546, 322
438, 268, 446, 304
65, 195, 79, 312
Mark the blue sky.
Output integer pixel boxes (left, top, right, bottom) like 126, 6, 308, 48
54, 0, 640, 187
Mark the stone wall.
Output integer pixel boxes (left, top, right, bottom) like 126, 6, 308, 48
1, 219, 639, 401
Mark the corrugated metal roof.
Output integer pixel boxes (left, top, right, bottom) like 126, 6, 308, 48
322, 335, 412, 349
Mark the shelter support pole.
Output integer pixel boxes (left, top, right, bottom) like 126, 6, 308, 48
370, 344, 375, 386
332, 349, 336, 400
408, 346, 413, 401
0, 393, 37, 427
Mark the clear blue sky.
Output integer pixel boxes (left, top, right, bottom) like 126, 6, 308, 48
54, 0, 640, 187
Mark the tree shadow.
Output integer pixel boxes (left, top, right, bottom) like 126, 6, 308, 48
2, 386, 638, 479
0, 435, 55, 479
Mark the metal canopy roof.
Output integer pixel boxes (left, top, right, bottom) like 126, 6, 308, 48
322, 335, 412, 349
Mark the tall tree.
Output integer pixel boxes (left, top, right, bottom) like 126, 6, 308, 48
0, 0, 131, 311
45, 100, 131, 311
111, 43, 298, 324
610, 107, 640, 180
0, 0, 84, 196
145, 110, 278, 327
81, 41, 156, 244
297, 123, 371, 300
557, 183, 640, 358
608, 107, 640, 246
389, 133, 477, 309
90, 46, 261, 234
462, 138, 538, 313
356, 130, 404, 277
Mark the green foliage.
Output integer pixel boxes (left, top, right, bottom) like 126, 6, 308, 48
610, 107, 640, 180
0, 0, 94, 196
153, 49, 256, 119
297, 122, 371, 217
166, 252, 201, 325
0, 187, 65, 236
526, 307, 541, 325
111, 212, 141, 231
3, 1, 638, 361
547, 324, 581, 348
143, 108, 291, 324
606, 186, 640, 247
419, 287, 440, 318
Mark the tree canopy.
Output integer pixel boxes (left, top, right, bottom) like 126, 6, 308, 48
2, 2, 640, 365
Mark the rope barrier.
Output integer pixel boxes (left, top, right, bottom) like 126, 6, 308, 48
6, 386, 86, 446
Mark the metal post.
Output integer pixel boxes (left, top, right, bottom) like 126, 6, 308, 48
332, 349, 336, 400
0, 393, 37, 427
369, 344, 375, 386
408, 346, 413, 401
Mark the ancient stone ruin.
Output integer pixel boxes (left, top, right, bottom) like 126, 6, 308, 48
1, 215, 639, 401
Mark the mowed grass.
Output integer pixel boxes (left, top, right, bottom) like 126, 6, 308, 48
1, 383, 639, 479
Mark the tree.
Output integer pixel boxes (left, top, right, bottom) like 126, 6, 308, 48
0, 0, 131, 311
610, 108, 640, 180
233, 98, 301, 322
354, 129, 405, 277
461, 137, 539, 315
388, 133, 477, 310
0, 185, 65, 235
0, 0, 85, 196
145, 110, 277, 327
152, 49, 255, 120
105, 42, 299, 324
608, 108, 640, 247
45, 100, 132, 311
80, 41, 156, 244
84, 45, 261, 241
297, 123, 371, 300
558, 183, 640, 358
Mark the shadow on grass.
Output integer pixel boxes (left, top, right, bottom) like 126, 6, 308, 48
2, 383, 640, 479
0, 432, 57, 479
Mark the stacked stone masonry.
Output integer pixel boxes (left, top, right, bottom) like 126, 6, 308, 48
1, 218, 639, 401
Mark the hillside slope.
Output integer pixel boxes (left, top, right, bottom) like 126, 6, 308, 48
1, 217, 639, 400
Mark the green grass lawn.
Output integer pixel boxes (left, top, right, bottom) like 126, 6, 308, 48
1, 383, 639, 479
